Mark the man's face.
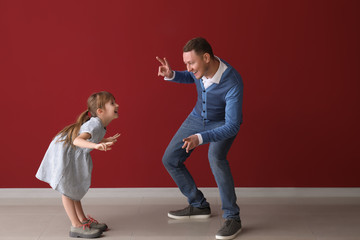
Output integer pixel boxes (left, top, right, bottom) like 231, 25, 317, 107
183, 50, 209, 79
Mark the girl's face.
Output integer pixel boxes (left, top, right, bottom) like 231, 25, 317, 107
102, 99, 119, 121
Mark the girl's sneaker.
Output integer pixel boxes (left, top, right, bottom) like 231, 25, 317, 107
82, 215, 108, 232
69, 223, 102, 238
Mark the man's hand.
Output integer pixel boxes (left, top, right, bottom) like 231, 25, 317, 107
182, 135, 200, 153
156, 56, 173, 78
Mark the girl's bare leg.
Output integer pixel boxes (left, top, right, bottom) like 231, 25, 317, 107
74, 200, 87, 222
62, 195, 82, 227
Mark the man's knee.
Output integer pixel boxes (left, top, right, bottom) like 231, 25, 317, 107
162, 147, 180, 170
208, 150, 230, 172
208, 149, 226, 163
162, 150, 172, 169
163, 146, 188, 170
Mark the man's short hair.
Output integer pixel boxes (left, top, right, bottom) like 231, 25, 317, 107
183, 37, 215, 59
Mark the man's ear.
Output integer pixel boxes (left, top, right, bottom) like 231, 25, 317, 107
203, 53, 211, 63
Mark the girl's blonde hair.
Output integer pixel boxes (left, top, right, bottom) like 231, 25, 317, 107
56, 91, 115, 146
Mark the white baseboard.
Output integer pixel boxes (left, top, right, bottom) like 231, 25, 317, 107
1, 188, 360, 199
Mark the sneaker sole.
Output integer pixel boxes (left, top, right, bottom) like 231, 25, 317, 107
69, 231, 102, 238
167, 213, 211, 220
215, 228, 242, 240
92, 226, 108, 232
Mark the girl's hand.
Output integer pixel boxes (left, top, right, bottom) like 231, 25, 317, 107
95, 142, 114, 151
107, 133, 121, 143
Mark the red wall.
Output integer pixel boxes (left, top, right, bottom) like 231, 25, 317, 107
0, 0, 359, 188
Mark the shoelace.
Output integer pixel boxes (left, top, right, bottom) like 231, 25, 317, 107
86, 215, 99, 224
81, 222, 91, 230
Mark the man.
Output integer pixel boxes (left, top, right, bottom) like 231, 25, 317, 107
156, 37, 243, 240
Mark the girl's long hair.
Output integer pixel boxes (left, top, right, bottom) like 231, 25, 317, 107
55, 91, 115, 146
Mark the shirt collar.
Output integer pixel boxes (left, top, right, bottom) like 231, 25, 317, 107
202, 56, 228, 84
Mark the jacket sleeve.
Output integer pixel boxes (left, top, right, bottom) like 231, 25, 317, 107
167, 71, 195, 84
199, 83, 243, 144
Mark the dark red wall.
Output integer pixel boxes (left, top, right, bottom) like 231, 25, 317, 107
0, 0, 359, 188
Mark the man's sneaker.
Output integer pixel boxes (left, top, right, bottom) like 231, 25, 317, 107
215, 219, 242, 240
168, 205, 211, 219
82, 215, 108, 232
69, 223, 102, 238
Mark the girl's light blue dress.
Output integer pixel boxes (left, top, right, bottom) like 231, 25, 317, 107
36, 117, 106, 200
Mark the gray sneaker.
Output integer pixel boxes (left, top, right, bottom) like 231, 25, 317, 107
69, 224, 102, 238
168, 205, 211, 219
215, 219, 242, 240
82, 216, 108, 232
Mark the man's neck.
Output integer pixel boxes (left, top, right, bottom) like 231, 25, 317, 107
204, 58, 220, 79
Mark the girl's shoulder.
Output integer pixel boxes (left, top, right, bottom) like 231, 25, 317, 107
80, 117, 105, 134
81, 117, 103, 128
80, 117, 106, 142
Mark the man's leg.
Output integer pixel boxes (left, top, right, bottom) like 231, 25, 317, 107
208, 136, 240, 220
208, 136, 242, 239
162, 115, 209, 208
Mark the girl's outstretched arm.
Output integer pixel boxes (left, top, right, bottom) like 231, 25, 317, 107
101, 133, 121, 143
73, 133, 113, 151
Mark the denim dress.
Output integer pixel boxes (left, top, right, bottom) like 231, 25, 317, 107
36, 117, 106, 200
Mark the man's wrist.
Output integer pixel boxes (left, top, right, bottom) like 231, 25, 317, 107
195, 133, 203, 145
164, 71, 175, 80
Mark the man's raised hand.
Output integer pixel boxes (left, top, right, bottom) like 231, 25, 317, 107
156, 56, 174, 79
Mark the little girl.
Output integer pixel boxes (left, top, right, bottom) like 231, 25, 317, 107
36, 91, 120, 238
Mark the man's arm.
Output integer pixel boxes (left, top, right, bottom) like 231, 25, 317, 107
200, 84, 243, 143
168, 71, 195, 84
182, 84, 243, 151
156, 56, 195, 84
